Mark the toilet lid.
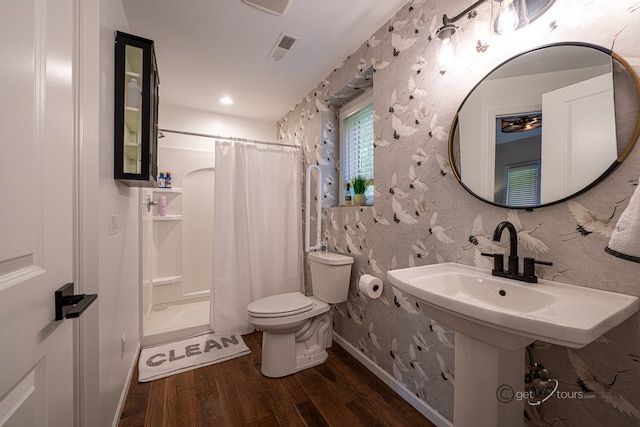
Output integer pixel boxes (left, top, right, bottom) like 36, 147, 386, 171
247, 292, 314, 318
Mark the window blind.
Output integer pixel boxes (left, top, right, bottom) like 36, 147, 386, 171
343, 103, 374, 183
505, 163, 540, 206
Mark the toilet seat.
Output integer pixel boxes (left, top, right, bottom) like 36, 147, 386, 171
247, 292, 314, 318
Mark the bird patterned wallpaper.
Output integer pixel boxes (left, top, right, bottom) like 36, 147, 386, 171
277, 0, 640, 425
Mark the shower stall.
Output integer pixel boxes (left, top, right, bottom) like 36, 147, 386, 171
140, 129, 303, 345
140, 131, 215, 345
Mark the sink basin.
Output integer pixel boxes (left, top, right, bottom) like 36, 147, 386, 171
388, 262, 639, 427
387, 262, 639, 350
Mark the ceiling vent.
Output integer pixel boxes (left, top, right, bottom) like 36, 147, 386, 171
267, 32, 299, 61
242, 0, 293, 16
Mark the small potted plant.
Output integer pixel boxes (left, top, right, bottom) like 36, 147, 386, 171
351, 175, 371, 205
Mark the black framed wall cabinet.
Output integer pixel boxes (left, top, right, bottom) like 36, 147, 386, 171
114, 31, 159, 187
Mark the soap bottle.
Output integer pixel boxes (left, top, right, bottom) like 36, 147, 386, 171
158, 172, 165, 188
345, 183, 352, 205
165, 172, 172, 189
159, 196, 167, 217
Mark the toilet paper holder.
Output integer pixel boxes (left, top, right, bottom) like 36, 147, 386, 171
359, 274, 383, 299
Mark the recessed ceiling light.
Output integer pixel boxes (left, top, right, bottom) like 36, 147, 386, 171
219, 97, 233, 105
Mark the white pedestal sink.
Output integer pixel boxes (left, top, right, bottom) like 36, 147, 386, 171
388, 262, 639, 427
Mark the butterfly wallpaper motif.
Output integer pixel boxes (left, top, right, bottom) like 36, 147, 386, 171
278, 0, 640, 425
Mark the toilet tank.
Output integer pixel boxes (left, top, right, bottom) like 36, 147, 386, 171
308, 251, 354, 303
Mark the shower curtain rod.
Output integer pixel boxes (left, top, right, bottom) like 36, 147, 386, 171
158, 128, 300, 149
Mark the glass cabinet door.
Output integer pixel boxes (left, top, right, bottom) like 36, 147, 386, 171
114, 31, 159, 187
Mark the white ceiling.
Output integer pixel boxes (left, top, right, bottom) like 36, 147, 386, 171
122, 0, 408, 122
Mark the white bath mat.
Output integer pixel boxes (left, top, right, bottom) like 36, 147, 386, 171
138, 331, 251, 382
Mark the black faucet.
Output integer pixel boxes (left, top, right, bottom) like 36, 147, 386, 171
494, 221, 519, 275
482, 221, 552, 283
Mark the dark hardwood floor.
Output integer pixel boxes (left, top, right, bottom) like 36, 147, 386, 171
119, 331, 436, 427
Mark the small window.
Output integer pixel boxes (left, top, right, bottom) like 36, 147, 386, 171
340, 90, 374, 205
505, 162, 540, 206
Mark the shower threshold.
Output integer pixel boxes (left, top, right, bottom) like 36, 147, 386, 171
142, 298, 210, 347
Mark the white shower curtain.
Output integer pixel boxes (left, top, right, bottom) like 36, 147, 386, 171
210, 141, 302, 335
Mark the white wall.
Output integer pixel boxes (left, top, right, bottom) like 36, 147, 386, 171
159, 103, 276, 144
98, 1, 142, 426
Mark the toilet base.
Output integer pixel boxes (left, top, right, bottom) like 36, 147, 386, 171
260, 312, 331, 378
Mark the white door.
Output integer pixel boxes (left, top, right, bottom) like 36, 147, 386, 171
0, 0, 78, 425
540, 73, 617, 203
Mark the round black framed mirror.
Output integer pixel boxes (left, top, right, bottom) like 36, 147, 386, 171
448, 42, 640, 209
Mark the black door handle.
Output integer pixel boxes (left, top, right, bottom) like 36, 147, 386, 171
55, 282, 97, 321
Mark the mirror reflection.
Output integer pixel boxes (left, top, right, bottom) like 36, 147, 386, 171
450, 43, 633, 208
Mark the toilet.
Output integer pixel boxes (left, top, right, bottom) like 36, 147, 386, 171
247, 251, 353, 378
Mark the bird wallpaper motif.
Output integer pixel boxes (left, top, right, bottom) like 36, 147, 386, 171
277, 0, 640, 425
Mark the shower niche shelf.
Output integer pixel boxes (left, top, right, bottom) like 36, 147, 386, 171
152, 188, 182, 220
153, 215, 182, 221
152, 275, 182, 286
